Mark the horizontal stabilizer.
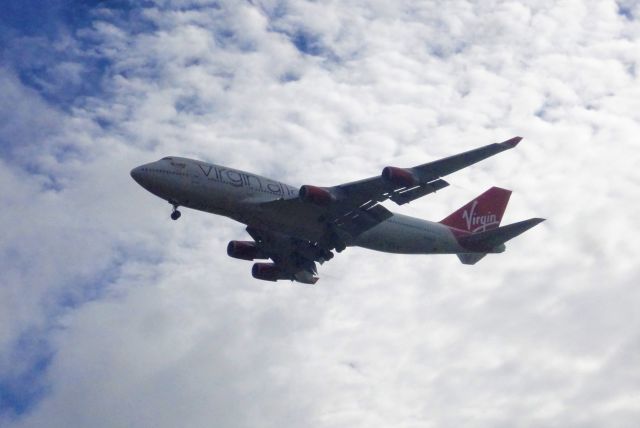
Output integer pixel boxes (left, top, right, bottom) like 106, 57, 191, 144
457, 253, 487, 265
459, 218, 545, 252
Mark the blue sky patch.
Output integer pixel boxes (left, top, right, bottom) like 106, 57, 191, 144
0, 330, 53, 418
616, 2, 634, 20
291, 30, 324, 56
0, 1, 157, 110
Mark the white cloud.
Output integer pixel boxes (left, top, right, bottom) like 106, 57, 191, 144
2, 0, 640, 427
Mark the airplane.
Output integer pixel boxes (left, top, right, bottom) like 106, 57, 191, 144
130, 137, 544, 284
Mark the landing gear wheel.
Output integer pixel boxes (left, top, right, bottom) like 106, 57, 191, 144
169, 201, 181, 221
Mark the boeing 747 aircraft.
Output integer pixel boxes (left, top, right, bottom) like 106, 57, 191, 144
131, 137, 544, 284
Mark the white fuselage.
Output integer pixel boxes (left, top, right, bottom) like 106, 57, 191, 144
130, 157, 467, 255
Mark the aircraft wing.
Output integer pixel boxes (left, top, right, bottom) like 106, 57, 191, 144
245, 227, 331, 284
332, 136, 521, 210
259, 137, 522, 249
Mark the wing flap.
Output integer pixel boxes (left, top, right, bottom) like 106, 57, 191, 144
390, 179, 449, 205
335, 203, 393, 237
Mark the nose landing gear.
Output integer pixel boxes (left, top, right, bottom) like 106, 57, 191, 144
170, 202, 181, 221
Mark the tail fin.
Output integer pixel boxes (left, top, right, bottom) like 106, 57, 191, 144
440, 187, 511, 233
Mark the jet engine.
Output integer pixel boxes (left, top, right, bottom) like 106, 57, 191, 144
252, 263, 286, 282
299, 185, 336, 206
381, 166, 418, 188
227, 240, 266, 261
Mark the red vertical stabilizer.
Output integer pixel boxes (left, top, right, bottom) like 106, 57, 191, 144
440, 187, 512, 233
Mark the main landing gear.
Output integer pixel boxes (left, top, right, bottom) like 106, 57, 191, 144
170, 202, 181, 221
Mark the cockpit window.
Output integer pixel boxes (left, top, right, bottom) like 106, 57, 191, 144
162, 157, 173, 160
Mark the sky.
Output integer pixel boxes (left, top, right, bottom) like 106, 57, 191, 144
1, 0, 639, 427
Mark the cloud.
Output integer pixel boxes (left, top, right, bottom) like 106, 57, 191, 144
1, 0, 640, 427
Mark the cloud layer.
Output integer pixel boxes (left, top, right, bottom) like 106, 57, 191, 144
1, 1, 640, 427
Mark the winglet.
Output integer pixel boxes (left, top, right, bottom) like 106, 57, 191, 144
500, 136, 522, 148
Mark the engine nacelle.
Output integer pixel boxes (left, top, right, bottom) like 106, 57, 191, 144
227, 241, 265, 261
252, 263, 286, 282
299, 185, 336, 206
381, 166, 418, 188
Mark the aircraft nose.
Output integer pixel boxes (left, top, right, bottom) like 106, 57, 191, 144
130, 166, 144, 184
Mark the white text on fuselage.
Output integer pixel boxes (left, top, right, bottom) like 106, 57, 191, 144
198, 164, 297, 196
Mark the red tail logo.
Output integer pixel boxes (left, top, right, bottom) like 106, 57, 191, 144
440, 187, 511, 233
